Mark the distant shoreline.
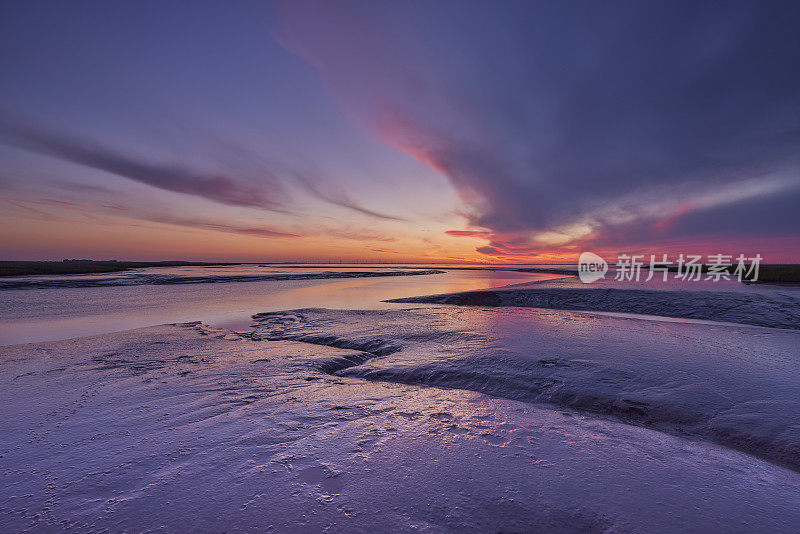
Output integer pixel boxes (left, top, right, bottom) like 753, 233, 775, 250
0, 260, 239, 277
0, 260, 577, 278
2, 260, 798, 283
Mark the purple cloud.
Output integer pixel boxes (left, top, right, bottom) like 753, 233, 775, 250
273, 0, 800, 255
0, 116, 289, 212
296, 174, 406, 221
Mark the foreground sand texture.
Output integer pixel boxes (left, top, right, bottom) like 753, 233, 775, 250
2, 313, 800, 532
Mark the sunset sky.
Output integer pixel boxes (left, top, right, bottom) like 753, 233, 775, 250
1, 1, 799, 263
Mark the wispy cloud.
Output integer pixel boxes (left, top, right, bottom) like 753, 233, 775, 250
0, 117, 289, 212
150, 214, 301, 239
296, 174, 406, 221
0, 116, 416, 228
2, 194, 302, 240
445, 230, 492, 238
322, 226, 396, 242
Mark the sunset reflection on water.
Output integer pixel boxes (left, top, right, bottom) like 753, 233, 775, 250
0, 266, 565, 345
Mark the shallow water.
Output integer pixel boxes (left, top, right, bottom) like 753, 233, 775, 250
0, 265, 563, 345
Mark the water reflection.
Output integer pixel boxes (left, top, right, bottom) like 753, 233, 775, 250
0, 267, 564, 345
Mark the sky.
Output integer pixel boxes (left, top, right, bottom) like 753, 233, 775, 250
1, 0, 799, 263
